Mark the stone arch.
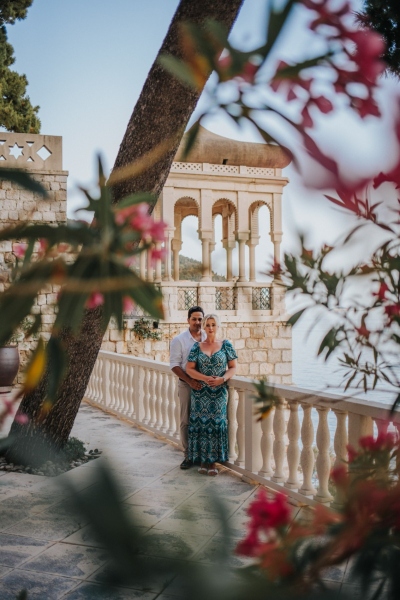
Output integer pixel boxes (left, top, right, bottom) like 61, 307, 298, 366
212, 198, 237, 240
249, 200, 272, 237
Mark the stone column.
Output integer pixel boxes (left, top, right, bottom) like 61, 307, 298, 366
163, 229, 174, 282
147, 247, 154, 282
154, 242, 162, 283
171, 238, 182, 281
222, 240, 235, 281
209, 241, 216, 278
270, 232, 283, 276
199, 230, 212, 281
236, 232, 249, 282
247, 237, 259, 282
140, 244, 146, 280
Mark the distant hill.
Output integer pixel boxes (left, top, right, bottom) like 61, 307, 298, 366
179, 255, 226, 281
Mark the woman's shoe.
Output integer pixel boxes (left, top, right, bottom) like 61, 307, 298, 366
198, 464, 208, 475
207, 466, 218, 476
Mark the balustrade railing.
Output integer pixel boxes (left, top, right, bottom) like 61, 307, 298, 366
85, 351, 400, 507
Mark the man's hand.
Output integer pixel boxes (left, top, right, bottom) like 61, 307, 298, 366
189, 379, 203, 390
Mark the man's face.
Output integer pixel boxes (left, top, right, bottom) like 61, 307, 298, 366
188, 311, 203, 333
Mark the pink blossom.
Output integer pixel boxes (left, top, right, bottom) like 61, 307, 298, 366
373, 282, 389, 302
122, 296, 135, 313
86, 292, 104, 309
13, 243, 27, 259
150, 247, 167, 265
15, 413, 29, 425
149, 221, 167, 243
38, 239, 48, 255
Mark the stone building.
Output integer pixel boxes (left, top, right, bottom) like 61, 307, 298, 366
0, 129, 292, 382
104, 127, 293, 382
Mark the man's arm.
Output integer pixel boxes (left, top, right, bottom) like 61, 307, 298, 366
170, 338, 202, 389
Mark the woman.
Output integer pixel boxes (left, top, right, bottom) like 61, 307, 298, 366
186, 314, 237, 476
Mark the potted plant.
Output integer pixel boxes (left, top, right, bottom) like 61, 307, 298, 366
0, 317, 35, 388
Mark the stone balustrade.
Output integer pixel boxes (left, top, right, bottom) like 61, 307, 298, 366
170, 162, 280, 178
85, 351, 400, 507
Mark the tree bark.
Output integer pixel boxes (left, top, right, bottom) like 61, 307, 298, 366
5, 0, 244, 465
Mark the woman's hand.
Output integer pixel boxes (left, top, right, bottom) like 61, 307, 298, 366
206, 376, 224, 387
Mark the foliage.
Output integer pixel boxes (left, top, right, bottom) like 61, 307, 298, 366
0, 0, 40, 132
131, 317, 161, 341
179, 254, 226, 281
236, 428, 400, 600
62, 436, 86, 462
0, 160, 166, 426
358, 1, 400, 77
4, 314, 36, 345
160, 0, 385, 186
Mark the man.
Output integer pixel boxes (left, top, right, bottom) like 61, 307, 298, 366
170, 306, 206, 469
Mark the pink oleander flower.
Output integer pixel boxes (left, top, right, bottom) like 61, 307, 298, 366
150, 247, 167, 264
247, 488, 291, 531
13, 243, 27, 259
15, 413, 29, 425
86, 292, 104, 309
149, 221, 167, 243
122, 296, 135, 313
38, 238, 48, 256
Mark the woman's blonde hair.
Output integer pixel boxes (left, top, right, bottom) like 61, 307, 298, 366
202, 313, 221, 328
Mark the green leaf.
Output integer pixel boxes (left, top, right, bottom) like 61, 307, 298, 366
46, 337, 68, 402
117, 192, 157, 211
179, 121, 201, 161
158, 54, 199, 89
0, 168, 48, 197
286, 308, 306, 327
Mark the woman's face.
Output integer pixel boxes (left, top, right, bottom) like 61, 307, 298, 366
204, 318, 218, 335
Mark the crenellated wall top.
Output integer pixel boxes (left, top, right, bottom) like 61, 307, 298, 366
0, 133, 62, 171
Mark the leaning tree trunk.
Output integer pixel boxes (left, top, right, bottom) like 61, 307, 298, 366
6, 0, 244, 465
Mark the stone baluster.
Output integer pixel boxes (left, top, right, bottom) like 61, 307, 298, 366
299, 404, 316, 496
259, 408, 274, 478
234, 389, 245, 467
244, 390, 263, 474
103, 356, 110, 408
374, 418, 389, 436
173, 377, 180, 440
142, 368, 150, 424
271, 398, 286, 483
161, 372, 169, 432
133, 366, 144, 422
348, 413, 373, 451
314, 407, 333, 504
167, 374, 176, 436
285, 400, 300, 490
155, 370, 163, 430
227, 386, 238, 462
148, 369, 156, 426
331, 409, 348, 508
109, 360, 118, 410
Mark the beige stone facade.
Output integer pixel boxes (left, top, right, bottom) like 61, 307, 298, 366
0, 130, 292, 384
0, 133, 67, 379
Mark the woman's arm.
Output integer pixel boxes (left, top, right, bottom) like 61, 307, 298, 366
186, 361, 210, 383
207, 359, 237, 387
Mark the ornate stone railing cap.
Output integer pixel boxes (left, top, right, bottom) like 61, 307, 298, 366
0, 133, 62, 171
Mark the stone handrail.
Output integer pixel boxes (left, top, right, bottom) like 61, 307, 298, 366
85, 351, 399, 507
0, 133, 62, 171
170, 161, 278, 178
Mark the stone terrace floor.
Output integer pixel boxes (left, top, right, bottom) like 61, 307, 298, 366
0, 403, 356, 599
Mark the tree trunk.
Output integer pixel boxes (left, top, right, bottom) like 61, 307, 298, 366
5, 0, 244, 465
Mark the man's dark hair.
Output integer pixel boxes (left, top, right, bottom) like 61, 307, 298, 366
188, 306, 204, 318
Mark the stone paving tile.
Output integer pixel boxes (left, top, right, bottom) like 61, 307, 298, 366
89, 557, 183, 593
154, 508, 224, 536
123, 487, 189, 509
63, 581, 157, 599
0, 565, 12, 577
0, 532, 52, 568
4, 513, 85, 541
0, 507, 30, 531
193, 534, 254, 569
139, 529, 210, 559
123, 503, 175, 527
0, 568, 77, 599
22, 541, 109, 579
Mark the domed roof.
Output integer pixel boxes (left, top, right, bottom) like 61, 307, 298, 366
175, 125, 291, 168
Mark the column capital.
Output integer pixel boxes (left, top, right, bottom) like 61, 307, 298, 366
236, 231, 250, 242
198, 229, 213, 241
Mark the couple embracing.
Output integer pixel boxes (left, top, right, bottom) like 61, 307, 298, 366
170, 306, 237, 477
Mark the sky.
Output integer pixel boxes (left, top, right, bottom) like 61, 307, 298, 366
4, 0, 400, 280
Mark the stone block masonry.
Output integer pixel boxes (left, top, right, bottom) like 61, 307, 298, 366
0, 133, 68, 383
102, 320, 292, 384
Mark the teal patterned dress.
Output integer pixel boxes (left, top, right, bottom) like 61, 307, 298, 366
187, 340, 237, 464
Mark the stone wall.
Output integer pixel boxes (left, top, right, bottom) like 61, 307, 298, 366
102, 319, 292, 384
0, 134, 68, 381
